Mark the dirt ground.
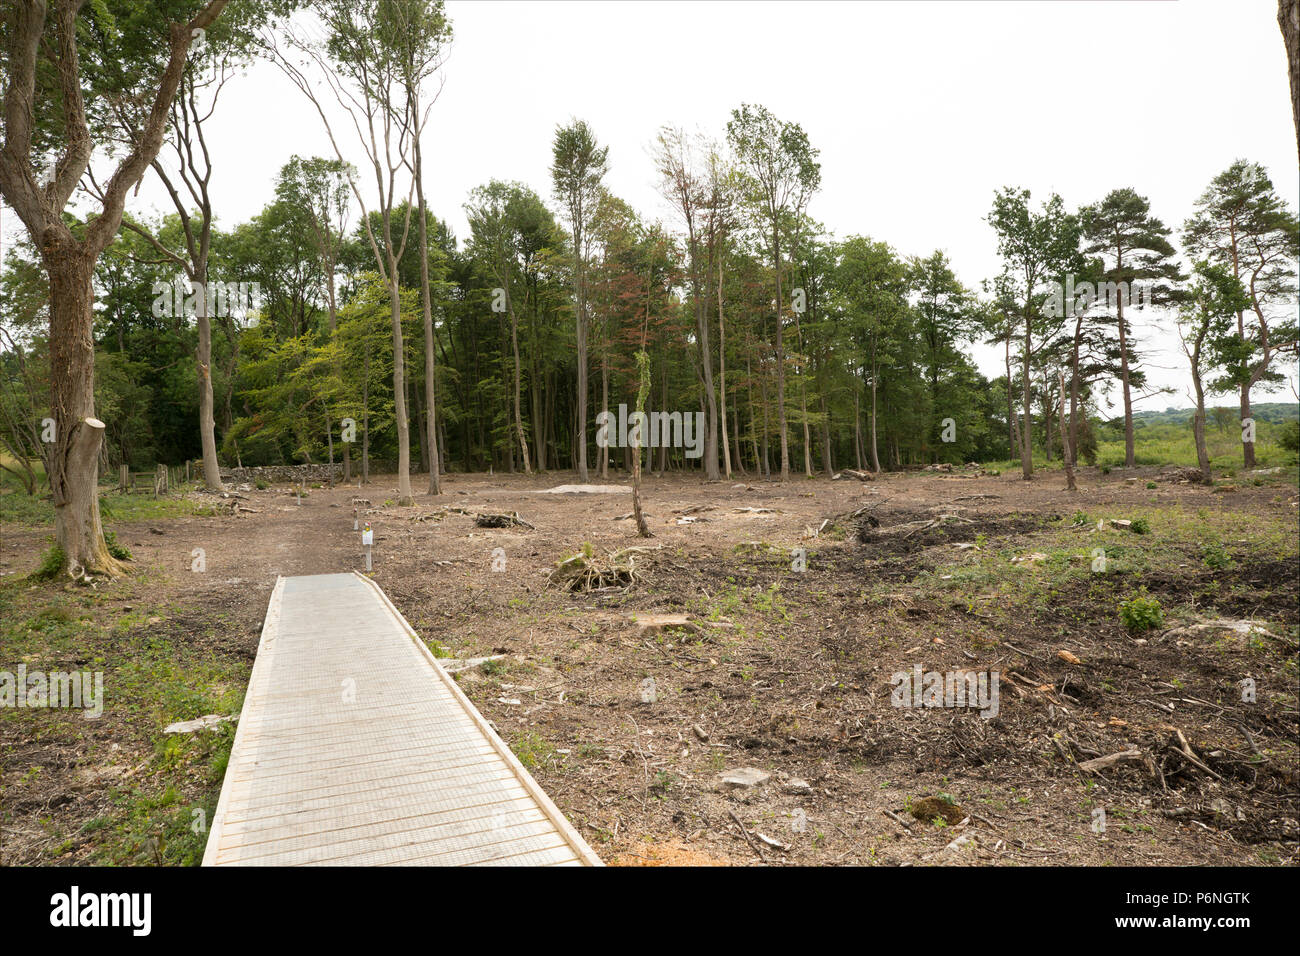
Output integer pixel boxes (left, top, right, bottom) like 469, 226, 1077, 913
2, 465, 1297, 866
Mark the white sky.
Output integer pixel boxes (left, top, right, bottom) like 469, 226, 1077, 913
4, 0, 1298, 415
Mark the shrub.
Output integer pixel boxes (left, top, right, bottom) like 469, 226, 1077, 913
1201, 543, 1232, 570
103, 530, 132, 561
1119, 591, 1163, 633
1279, 420, 1300, 458
29, 544, 67, 582
1130, 518, 1150, 535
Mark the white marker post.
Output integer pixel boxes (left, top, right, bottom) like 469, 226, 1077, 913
362, 522, 374, 571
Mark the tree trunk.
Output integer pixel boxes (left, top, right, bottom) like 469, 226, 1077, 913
1070, 316, 1082, 467
1059, 370, 1076, 491
389, 274, 414, 504
773, 226, 790, 479
1005, 333, 1019, 459
1117, 294, 1136, 467
46, 254, 124, 576
1282, 0, 1300, 163
1021, 318, 1033, 480
717, 260, 732, 479
869, 359, 881, 474
195, 277, 223, 491
414, 147, 442, 495
599, 356, 609, 479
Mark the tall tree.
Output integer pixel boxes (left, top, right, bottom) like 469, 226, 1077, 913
654, 126, 720, 480
386, 0, 451, 494
1081, 188, 1183, 467
269, 0, 431, 503
1183, 161, 1300, 467
275, 155, 354, 476
909, 250, 970, 461
726, 103, 821, 480
1177, 262, 1251, 483
987, 188, 1082, 480
550, 119, 608, 481
0, 0, 228, 575
110, 3, 286, 492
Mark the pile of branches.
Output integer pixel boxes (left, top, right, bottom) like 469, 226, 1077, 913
474, 511, 535, 530
548, 545, 657, 592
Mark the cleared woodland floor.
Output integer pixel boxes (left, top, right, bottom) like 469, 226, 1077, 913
2, 466, 1297, 866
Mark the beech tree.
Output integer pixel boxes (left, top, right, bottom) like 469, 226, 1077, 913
550, 119, 608, 481
0, 0, 228, 576
726, 104, 820, 480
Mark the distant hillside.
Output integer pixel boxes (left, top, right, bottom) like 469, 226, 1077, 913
1124, 402, 1299, 426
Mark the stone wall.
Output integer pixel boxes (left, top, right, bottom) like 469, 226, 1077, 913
219, 464, 343, 484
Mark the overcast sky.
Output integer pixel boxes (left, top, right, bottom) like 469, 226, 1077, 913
4, 0, 1298, 415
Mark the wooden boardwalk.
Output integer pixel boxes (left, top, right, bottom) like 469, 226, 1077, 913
203, 572, 601, 866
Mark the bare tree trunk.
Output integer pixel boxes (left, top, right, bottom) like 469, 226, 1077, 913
773, 227, 790, 479
869, 346, 881, 473
717, 261, 732, 479
1282, 0, 1300, 163
1005, 333, 1019, 459
1021, 319, 1034, 480
511, 307, 531, 473
1070, 316, 1082, 466
599, 356, 609, 479
46, 254, 124, 576
1059, 370, 1076, 491
414, 143, 442, 496
853, 388, 864, 470
1117, 295, 1136, 467
195, 286, 223, 491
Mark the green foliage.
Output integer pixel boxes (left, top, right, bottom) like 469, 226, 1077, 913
103, 530, 132, 561
1201, 542, 1233, 570
1119, 591, 1164, 633
29, 545, 67, 582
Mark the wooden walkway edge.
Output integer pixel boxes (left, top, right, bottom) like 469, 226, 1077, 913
202, 572, 602, 866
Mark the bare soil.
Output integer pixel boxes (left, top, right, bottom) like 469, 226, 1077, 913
2, 466, 1297, 866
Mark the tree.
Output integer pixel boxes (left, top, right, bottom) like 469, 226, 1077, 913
726, 104, 821, 480
835, 236, 909, 473
1183, 161, 1300, 467
1081, 188, 1184, 467
550, 119, 608, 481
269, 0, 441, 504
1282, 0, 1300, 162
654, 126, 720, 480
1177, 262, 1251, 483
466, 180, 543, 473
0, 0, 228, 576
385, 0, 452, 495
276, 155, 354, 477
909, 250, 970, 461
106, 3, 289, 492
988, 188, 1082, 480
